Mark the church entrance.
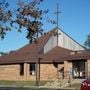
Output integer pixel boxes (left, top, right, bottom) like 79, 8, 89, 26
72, 60, 85, 78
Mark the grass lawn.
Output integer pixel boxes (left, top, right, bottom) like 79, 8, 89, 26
0, 81, 81, 90
0, 80, 47, 86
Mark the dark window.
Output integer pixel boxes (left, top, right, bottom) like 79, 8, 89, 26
73, 60, 85, 78
29, 63, 35, 75
20, 63, 24, 75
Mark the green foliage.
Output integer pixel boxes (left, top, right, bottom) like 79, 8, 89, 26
84, 35, 90, 49
0, 52, 7, 56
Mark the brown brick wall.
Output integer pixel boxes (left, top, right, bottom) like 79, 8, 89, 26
26, 63, 58, 81
87, 59, 90, 78
24, 63, 36, 81
58, 64, 64, 78
0, 64, 20, 80
0, 63, 31, 81
64, 61, 72, 73
64, 61, 72, 79
0, 62, 73, 81
40, 64, 58, 80
0, 63, 58, 81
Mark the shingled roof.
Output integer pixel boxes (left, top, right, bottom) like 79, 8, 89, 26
0, 27, 55, 64
41, 46, 72, 63
0, 27, 90, 64
62, 50, 90, 61
41, 47, 90, 63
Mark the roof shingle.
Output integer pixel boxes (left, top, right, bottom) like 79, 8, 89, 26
0, 27, 90, 64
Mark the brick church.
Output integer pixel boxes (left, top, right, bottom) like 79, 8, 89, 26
0, 27, 90, 81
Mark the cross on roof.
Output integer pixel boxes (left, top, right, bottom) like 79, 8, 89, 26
54, 3, 61, 28
54, 3, 61, 45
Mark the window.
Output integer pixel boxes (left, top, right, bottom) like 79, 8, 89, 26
73, 61, 85, 78
20, 63, 24, 75
29, 63, 35, 75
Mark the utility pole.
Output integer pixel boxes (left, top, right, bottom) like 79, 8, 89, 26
35, 30, 40, 87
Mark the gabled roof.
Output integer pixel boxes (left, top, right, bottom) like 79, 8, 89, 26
41, 47, 90, 63
57, 27, 85, 50
41, 46, 72, 63
62, 50, 90, 61
0, 27, 57, 64
0, 27, 90, 64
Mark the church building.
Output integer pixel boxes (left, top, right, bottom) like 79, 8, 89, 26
0, 27, 90, 81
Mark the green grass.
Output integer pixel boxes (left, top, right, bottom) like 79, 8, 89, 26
0, 80, 47, 86
0, 81, 81, 90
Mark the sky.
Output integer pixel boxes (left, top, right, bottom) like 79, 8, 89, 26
0, 0, 90, 52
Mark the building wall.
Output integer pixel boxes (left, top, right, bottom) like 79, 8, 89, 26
0, 63, 36, 81
58, 29, 85, 51
23, 63, 36, 81
40, 64, 58, 80
44, 35, 57, 53
64, 61, 72, 79
87, 59, 90, 78
0, 60, 87, 81
64, 61, 72, 73
58, 64, 64, 79
44, 28, 85, 54
0, 63, 58, 81
0, 64, 20, 80
22, 63, 58, 81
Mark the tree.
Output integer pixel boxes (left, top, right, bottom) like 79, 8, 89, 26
0, 0, 12, 39
0, 0, 44, 43
0, 0, 55, 43
84, 35, 90, 49
0, 52, 8, 56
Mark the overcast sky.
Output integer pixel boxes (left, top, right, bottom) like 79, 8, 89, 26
0, 0, 90, 52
